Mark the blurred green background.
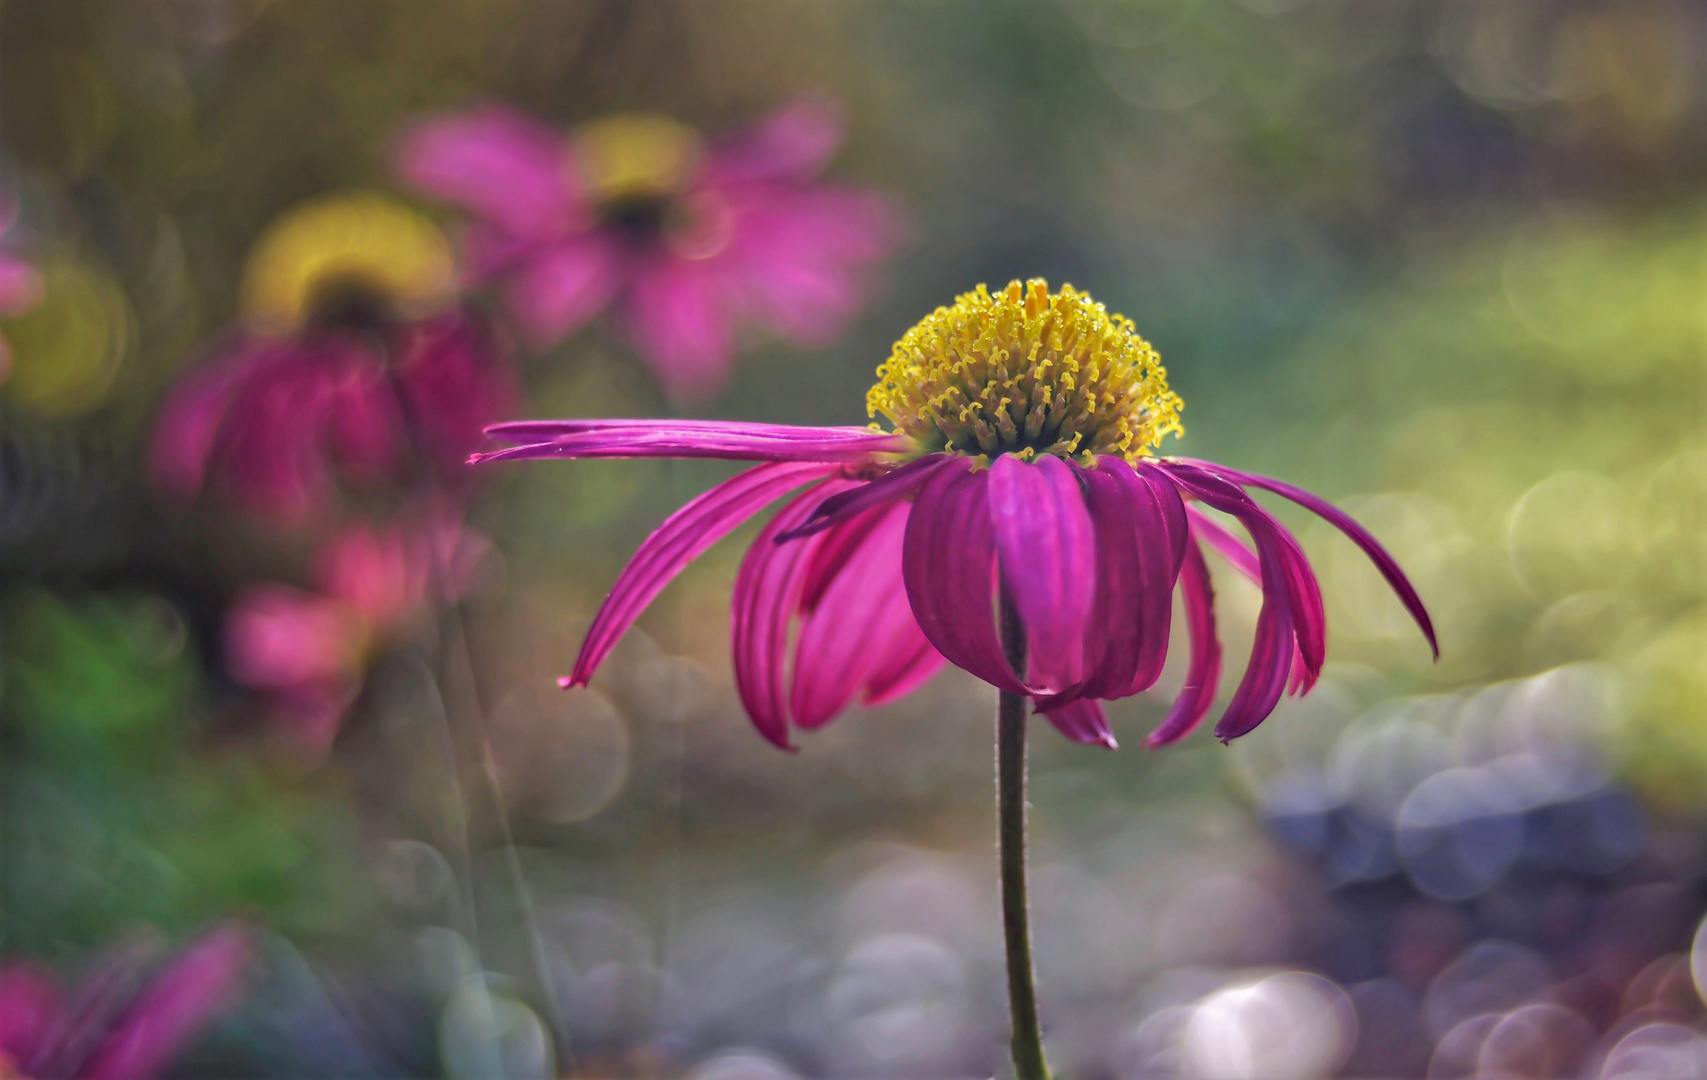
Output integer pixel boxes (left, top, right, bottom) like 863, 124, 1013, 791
2, 1, 1704, 1077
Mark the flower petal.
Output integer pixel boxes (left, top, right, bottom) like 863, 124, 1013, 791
471, 425, 904, 465
1145, 534, 1222, 747
485, 417, 888, 442
1174, 458, 1437, 658
706, 96, 845, 186
1039, 698, 1118, 749
732, 481, 850, 748
567, 461, 839, 687
902, 459, 1032, 695
790, 503, 915, 726
862, 618, 946, 706
77, 924, 252, 1080
988, 453, 1096, 692
505, 235, 624, 346
1077, 459, 1188, 700
394, 106, 580, 238
777, 453, 952, 541
0, 965, 58, 1065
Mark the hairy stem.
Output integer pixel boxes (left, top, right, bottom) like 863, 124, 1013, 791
998, 592, 1050, 1080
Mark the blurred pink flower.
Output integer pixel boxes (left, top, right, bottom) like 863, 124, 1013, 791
225, 513, 489, 752
150, 193, 516, 521
396, 98, 900, 400
475, 281, 1435, 750
0, 924, 251, 1080
0, 194, 46, 383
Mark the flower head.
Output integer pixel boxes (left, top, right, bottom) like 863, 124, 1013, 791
150, 192, 514, 520
0, 924, 250, 1080
396, 98, 899, 400
475, 280, 1435, 749
225, 512, 488, 753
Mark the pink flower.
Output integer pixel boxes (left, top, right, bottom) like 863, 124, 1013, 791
225, 513, 489, 752
150, 193, 515, 521
0, 194, 46, 382
0, 924, 251, 1080
474, 281, 1435, 749
396, 98, 900, 401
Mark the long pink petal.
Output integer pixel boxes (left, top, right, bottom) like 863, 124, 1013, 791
901, 461, 1033, 695
505, 235, 624, 346
484, 418, 891, 442
862, 618, 946, 706
1146, 535, 1222, 747
1171, 458, 1437, 657
1039, 698, 1117, 749
988, 454, 1096, 692
471, 427, 903, 465
777, 453, 951, 541
0, 965, 59, 1064
705, 97, 845, 186
77, 923, 251, 1080
566, 461, 838, 687
1187, 507, 1259, 581
789, 505, 912, 726
394, 106, 581, 238
1159, 464, 1296, 741
732, 482, 849, 748
1078, 459, 1187, 701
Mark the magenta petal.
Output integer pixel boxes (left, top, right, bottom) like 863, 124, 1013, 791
988, 454, 1096, 692
394, 107, 580, 237
568, 461, 839, 688
706, 96, 845, 186
902, 461, 1033, 695
1040, 698, 1117, 749
1078, 459, 1188, 701
777, 453, 952, 541
77, 924, 251, 1080
1175, 459, 1438, 658
732, 481, 850, 748
225, 585, 362, 690
505, 235, 623, 346
0, 965, 58, 1064
1186, 506, 1259, 582
863, 618, 946, 706
624, 260, 736, 402
472, 424, 903, 465
486, 418, 889, 442
0, 253, 43, 315
1146, 535, 1222, 747
790, 504, 913, 726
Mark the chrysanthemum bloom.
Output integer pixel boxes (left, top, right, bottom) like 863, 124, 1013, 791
0, 923, 250, 1080
0, 195, 45, 383
475, 279, 1434, 1078
396, 98, 898, 400
150, 192, 515, 520
225, 512, 489, 754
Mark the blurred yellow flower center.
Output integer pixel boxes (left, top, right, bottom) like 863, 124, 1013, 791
572, 114, 703, 206
868, 279, 1183, 462
240, 192, 456, 333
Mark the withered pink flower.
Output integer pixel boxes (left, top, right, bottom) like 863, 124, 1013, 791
396, 98, 898, 400
225, 511, 489, 753
0, 924, 250, 1080
475, 280, 1436, 749
150, 192, 515, 520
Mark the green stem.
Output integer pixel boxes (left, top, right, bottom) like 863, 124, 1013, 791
998, 592, 1049, 1080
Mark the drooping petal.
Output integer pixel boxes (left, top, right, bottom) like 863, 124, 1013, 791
778, 453, 952, 541
732, 481, 849, 748
485, 417, 889, 442
148, 339, 264, 501
394, 107, 581, 238
862, 618, 946, 706
1039, 698, 1117, 749
1145, 534, 1222, 747
1172, 458, 1438, 657
0, 965, 58, 1065
987, 454, 1096, 692
790, 504, 917, 726
504, 235, 624, 346
1075, 459, 1188, 701
394, 310, 519, 478
471, 423, 905, 465
705, 96, 845, 186
224, 585, 365, 691
902, 459, 1033, 695
77, 924, 252, 1080
623, 259, 736, 402
567, 461, 840, 688
1186, 506, 1259, 581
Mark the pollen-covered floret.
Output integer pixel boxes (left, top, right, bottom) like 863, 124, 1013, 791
867, 279, 1183, 462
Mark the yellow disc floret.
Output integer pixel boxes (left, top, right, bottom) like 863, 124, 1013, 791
241, 191, 456, 332
572, 114, 703, 206
868, 279, 1183, 462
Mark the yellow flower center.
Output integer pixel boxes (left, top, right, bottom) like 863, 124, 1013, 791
571, 114, 703, 207
868, 279, 1183, 462
240, 192, 456, 333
